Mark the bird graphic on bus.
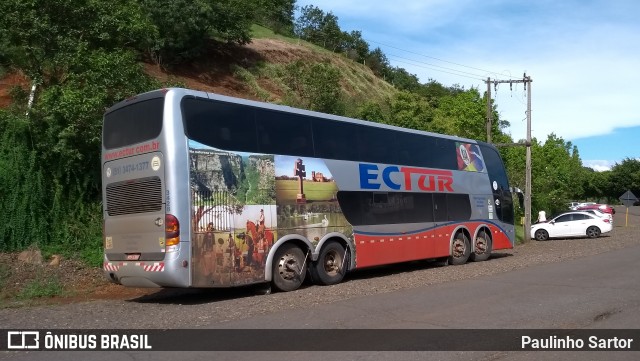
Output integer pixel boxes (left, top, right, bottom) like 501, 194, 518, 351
457, 143, 485, 172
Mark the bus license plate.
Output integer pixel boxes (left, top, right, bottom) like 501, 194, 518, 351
126, 254, 141, 261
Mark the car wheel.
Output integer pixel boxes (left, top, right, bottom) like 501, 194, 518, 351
534, 229, 549, 241
586, 226, 601, 238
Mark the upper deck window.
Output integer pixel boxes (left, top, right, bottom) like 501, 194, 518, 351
103, 98, 164, 149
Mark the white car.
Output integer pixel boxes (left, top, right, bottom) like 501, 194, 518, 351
531, 211, 613, 241
567, 202, 580, 210
568, 201, 596, 210
573, 209, 613, 224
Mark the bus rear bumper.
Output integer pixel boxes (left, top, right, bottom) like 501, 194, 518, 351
118, 276, 163, 288
103, 259, 189, 288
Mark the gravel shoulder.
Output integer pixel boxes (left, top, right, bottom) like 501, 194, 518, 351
0, 206, 637, 329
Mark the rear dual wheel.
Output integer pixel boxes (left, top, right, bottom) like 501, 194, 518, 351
310, 241, 348, 286
448, 233, 471, 265
272, 244, 307, 292
470, 231, 492, 262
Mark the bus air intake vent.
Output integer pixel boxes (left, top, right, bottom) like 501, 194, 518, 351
106, 176, 162, 216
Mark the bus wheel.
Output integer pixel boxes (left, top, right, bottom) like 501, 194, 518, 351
310, 241, 348, 285
272, 244, 307, 292
448, 233, 471, 265
469, 231, 492, 262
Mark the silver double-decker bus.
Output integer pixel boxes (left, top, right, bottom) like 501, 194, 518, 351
102, 88, 515, 292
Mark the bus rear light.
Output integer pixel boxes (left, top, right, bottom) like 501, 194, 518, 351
165, 214, 180, 246
166, 237, 180, 247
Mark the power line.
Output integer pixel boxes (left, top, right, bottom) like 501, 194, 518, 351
386, 53, 487, 82
367, 38, 519, 81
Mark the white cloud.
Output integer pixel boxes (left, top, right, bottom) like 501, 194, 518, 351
297, 0, 471, 32
582, 160, 614, 172
381, 1, 640, 144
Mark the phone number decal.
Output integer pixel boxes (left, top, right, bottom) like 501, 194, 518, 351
109, 161, 150, 177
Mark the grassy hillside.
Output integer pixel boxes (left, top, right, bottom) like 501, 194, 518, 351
1, 25, 398, 115
145, 25, 399, 114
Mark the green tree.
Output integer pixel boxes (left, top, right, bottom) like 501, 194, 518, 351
430, 88, 487, 140
31, 49, 158, 196
0, 0, 160, 263
387, 91, 433, 131
294, 5, 324, 42
501, 134, 587, 222
141, 0, 255, 65
0, 0, 155, 84
529, 134, 585, 216
387, 67, 421, 93
418, 80, 461, 104
608, 158, 640, 201
319, 13, 343, 52
342, 30, 369, 63
582, 167, 610, 202
355, 101, 387, 123
365, 47, 391, 78
283, 61, 344, 114
254, 0, 296, 35
294, 5, 343, 51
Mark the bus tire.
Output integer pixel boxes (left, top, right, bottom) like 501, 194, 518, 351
448, 232, 471, 265
272, 243, 307, 292
310, 241, 348, 285
469, 231, 492, 262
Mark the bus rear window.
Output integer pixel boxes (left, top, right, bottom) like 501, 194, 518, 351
103, 98, 164, 149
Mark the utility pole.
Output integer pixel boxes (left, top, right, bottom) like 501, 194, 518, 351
485, 74, 533, 242
486, 77, 492, 143
525, 74, 532, 242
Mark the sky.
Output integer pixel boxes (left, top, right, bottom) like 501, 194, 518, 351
295, 0, 640, 171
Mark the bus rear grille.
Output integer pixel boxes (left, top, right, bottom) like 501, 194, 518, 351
106, 176, 162, 216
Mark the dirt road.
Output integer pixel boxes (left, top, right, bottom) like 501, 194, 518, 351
0, 206, 637, 329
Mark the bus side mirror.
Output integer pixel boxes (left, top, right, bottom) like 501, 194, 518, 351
517, 193, 524, 209
511, 187, 524, 209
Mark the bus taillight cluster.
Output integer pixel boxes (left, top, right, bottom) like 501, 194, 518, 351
165, 214, 180, 246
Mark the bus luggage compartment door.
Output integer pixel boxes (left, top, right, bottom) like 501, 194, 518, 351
104, 210, 167, 261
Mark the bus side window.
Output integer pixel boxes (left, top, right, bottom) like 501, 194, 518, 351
398, 150, 411, 166
291, 136, 307, 153
182, 97, 259, 153
312, 118, 361, 161
260, 133, 271, 148
220, 127, 231, 142
257, 110, 313, 156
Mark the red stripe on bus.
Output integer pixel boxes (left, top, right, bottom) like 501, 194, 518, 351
353, 222, 512, 269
